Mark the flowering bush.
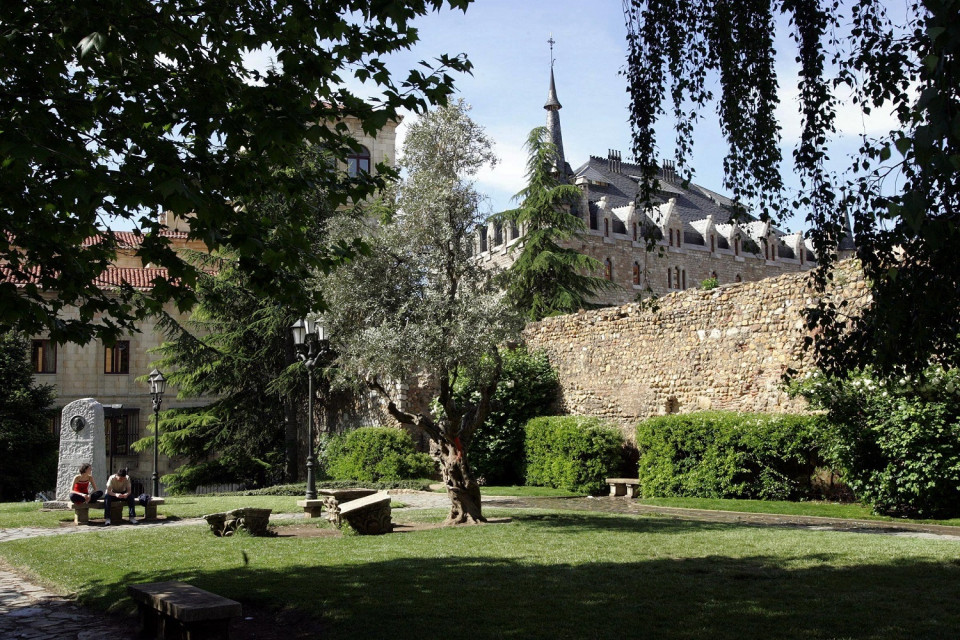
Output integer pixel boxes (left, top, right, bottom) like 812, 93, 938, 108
794, 367, 960, 518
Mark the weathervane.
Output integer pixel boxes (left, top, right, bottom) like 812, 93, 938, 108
548, 34, 555, 69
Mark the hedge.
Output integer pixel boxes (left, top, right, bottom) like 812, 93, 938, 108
635, 411, 826, 500
524, 416, 624, 494
327, 427, 436, 483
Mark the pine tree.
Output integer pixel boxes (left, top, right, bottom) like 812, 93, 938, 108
0, 332, 56, 500
501, 126, 616, 321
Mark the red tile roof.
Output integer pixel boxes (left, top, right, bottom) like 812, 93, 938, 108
80, 230, 190, 249
2, 266, 172, 291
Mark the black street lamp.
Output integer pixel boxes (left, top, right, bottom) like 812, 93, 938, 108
291, 318, 331, 501
149, 368, 166, 496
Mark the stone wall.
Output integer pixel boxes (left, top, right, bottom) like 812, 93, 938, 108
522, 260, 868, 437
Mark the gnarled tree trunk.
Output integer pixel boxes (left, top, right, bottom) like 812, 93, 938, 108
432, 438, 484, 525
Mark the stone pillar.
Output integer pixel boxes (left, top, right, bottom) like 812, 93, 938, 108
55, 398, 106, 500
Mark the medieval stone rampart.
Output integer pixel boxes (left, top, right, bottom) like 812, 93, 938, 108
522, 260, 868, 434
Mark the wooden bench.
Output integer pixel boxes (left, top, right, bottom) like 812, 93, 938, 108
333, 491, 392, 534
606, 478, 641, 498
128, 581, 241, 640
72, 497, 165, 525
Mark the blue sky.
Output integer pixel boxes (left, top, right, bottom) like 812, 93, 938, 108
369, 0, 901, 232
232, 1, 903, 235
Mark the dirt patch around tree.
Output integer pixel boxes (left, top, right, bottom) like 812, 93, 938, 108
271, 517, 512, 538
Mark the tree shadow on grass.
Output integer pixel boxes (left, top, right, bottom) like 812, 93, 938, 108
70, 513, 960, 640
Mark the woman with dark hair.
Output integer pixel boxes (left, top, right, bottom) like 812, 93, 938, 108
69, 464, 103, 504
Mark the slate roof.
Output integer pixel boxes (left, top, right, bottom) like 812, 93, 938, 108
573, 155, 747, 227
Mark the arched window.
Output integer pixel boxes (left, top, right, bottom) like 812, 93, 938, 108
681, 269, 687, 289
735, 273, 742, 282
347, 146, 371, 176
509, 221, 518, 241
633, 262, 641, 285
710, 235, 715, 252
632, 223, 638, 241
479, 227, 488, 253
589, 206, 598, 230
493, 223, 503, 247
668, 229, 674, 246
674, 266, 681, 289
604, 258, 613, 281
734, 237, 740, 256
604, 219, 610, 237
711, 270, 718, 280
675, 228, 682, 247
667, 268, 672, 289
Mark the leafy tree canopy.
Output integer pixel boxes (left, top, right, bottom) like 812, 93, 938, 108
0, 0, 472, 345
624, 0, 959, 376
319, 101, 522, 524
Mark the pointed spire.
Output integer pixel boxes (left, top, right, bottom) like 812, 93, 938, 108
544, 36, 566, 177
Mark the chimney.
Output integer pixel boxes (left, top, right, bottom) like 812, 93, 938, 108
608, 150, 623, 174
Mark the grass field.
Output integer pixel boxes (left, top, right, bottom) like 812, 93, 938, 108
1, 503, 959, 639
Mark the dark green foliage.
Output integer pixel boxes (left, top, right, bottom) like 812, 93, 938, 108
524, 416, 624, 494
327, 427, 436, 483
457, 347, 559, 485
796, 368, 960, 518
500, 127, 616, 321
0, 332, 57, 500
0, 0, 471, 344
700, 277, 719, 290
624, 1, 960, 377
143, 256, 305, 492
635, 412, 827, 501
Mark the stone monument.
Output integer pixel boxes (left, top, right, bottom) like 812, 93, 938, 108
55, 398, 107, 501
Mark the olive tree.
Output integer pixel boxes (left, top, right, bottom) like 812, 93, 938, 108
319, 101, 521, 524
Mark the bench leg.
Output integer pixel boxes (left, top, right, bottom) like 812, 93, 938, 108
625, 485, 637, 499
136, 601, 158, 638
144, 504, 157, 520
74, 508, 89, 525
303, 506, 323, 518
609, 484, 627, 497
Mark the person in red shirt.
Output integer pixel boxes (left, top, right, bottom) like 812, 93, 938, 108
69, 464, 103, 504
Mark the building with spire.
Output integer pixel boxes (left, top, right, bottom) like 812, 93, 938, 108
475, 49, 839, 305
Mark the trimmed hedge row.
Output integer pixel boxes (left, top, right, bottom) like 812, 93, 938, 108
635, 411, 827, 500
524, 416, 624, 494
327, 427, 436, 483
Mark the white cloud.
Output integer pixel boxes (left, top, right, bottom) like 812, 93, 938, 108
775, 67, 903, 142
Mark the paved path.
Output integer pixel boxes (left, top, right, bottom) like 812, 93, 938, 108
2, 494, 959, 639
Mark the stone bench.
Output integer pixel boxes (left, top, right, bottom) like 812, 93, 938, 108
72, 497, 165, 525
332, 491, 392, 535
297, 488, 377, 518
606, 478, 641, 498
128, 581, 241, 640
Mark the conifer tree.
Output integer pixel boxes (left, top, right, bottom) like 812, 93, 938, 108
0, 332, 56, 499
500, 126, 615, 321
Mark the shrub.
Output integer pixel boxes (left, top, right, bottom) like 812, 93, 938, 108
197, 479, 434, 496
456, 346, 560, 485
524, 416, 624, 494
795, 367, 960, 518
635, 412, 826, 500
327, 427, 436, 483
700, 277, 719, 290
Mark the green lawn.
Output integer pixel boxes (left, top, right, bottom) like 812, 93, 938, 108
1, 506, 959, 639
478, 485, 584, 497
639, 496, 960, 526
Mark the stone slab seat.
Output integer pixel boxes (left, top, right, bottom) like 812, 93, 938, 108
128, 581, 241, 640
605, 478, 641, 498
332, 491, 392, 535
72, 497, 165, 525
297, 488, 377, 518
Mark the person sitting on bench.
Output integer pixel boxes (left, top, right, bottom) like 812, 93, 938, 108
104, 467, 137, 525
69, 464, 104, 505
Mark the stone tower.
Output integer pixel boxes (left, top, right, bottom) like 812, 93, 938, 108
545, 38, 566, 176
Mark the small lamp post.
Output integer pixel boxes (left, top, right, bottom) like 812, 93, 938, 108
291, 318, 330, 501
148, 368, 166, 496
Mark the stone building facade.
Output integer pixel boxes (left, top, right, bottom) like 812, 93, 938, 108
475, 66, 853, 306
523, 261, 869, 438
19, 115, 400, 489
